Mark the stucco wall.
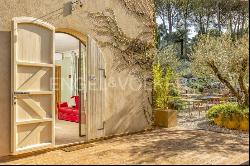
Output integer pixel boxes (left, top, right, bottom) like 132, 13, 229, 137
0, 0, 154, 157
0, 31, 11, 157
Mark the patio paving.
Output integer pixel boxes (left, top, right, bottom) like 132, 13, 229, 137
0, 127, 248, 165
55, 119, 86, 146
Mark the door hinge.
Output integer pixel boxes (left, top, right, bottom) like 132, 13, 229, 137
99, 68, 106, 78
98, 121, 105, 130
12, 92, 18, 105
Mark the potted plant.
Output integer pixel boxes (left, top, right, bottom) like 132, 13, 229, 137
153, 64, 180, 128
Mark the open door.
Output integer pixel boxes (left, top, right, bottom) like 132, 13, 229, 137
86, 36, 106, 141
11, 17, 55, 154
79, 42, 86, 137
55, 65, 61, 116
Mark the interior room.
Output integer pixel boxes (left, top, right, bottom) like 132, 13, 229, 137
54, 33, 86, 146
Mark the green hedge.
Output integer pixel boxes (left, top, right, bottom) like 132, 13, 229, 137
207, 103, 249, 122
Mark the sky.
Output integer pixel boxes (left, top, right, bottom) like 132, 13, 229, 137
156, 17, 198, 39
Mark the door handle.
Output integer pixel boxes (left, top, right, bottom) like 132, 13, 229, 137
89, 75, 96, 81
14, 91, 31, 95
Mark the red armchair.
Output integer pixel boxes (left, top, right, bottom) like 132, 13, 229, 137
57, 96, 85, 123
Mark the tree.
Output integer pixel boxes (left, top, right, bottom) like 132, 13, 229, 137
155, 0, 185, 49
191, 34, 249, 107
190, 0, 216, 34
155, 45, 181, 73
155, 0, 249, 50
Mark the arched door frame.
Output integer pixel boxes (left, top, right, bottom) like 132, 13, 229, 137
55, 28, 87, 46
56, 28, 106, 141
55, 28, 88, 138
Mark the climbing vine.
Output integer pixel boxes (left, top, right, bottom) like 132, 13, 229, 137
88, 6, 155, 81
118, 0, 155, 37
87, 0, 156, 124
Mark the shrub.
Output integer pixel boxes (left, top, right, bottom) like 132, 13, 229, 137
167, 97, 185, 111
207, 103, 249, 123
153, 63, 169, 109
167, 84, 185, 110
153, 63, 183, 110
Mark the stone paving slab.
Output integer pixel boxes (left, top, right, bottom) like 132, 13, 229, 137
0, 127, 249, 165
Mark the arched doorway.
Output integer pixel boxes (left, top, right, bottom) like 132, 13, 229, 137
54, 30, 106, 145
56, 28, 87, 45
54, 32, 87, 145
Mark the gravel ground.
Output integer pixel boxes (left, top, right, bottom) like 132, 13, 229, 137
177, 110, 249, 138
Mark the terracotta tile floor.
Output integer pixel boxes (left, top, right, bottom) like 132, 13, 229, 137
1, 127, 248, 165
55, 119, 86, 145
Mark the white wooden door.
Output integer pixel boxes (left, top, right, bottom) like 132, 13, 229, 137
11, 17, 55, 154
79, 43, 87, 137
86, 36, 106, 141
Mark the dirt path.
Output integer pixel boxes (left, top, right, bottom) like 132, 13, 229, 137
1, 127, 249, 165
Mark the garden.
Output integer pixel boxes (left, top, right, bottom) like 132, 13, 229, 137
154, 0, 249, 135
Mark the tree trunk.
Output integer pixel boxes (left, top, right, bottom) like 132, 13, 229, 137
233, 17, 237, 36
241, 12, 246, 37
238, 75, 249, 107
216, 0, 221, 33
238, 60, 249, 107
206, 13, 210, 33
207, 61, 243, 104
229, 13, 233, 38
236, 14, 241, 39
158, 5, 167, 34
160, 14, 167, 34
180, 39, 184, 57
183, 0, 189, 59
167, 3, 172, 34
199, 14, 203, 34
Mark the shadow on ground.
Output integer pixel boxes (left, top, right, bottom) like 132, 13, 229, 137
123, 129, 249, 164
0, 128, 248, 165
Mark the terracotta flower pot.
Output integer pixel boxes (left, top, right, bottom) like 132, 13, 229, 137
223, 119, 238, 129
214, 115, 223, 126
239, 118, 249, 131
223, 114, 238, 129
214, 113, 249, 131
154, 109, 177, 128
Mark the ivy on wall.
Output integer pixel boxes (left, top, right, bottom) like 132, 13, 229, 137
88, 1, 156, 81
118, 0, 155, 34
88, 0, 156, 124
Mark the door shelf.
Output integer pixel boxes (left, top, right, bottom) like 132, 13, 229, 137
17, 62, 54, 68
14, 91, 54, 95
16, 118, 53, 125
